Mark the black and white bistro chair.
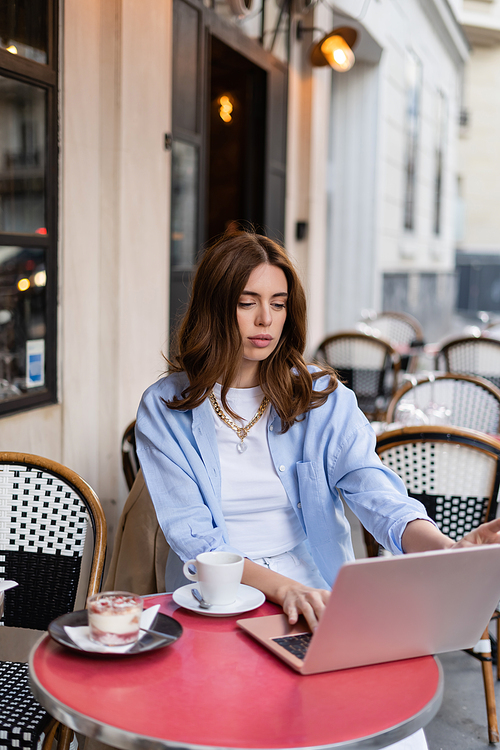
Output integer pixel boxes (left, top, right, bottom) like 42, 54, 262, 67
314, 331, 400, 421
121, 420, 140, 492
435, 335, 500, 391
386, 373, 500, 434
0, 452, 107, 750
373, 426, 500, 743
357, 311, 424, 373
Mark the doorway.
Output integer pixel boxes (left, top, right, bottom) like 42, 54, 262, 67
170, 0, 287, 340
207, 37, 266, 242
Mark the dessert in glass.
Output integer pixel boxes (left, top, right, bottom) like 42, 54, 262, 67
87, 591, 143, 646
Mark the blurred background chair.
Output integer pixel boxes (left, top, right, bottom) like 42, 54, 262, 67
121, 419, 140, 491
0, 452, 107, 750
314, 331, 400, 421
482, 315, 500, 340
357, 310, 424, 373
372, 426, 500, 743
386, 373, 500, 434
435, 335, 500, 390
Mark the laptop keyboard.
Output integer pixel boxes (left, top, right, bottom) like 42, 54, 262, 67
272, 633, 312, 660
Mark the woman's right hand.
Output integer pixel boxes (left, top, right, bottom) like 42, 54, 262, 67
242, 558, 330, 632
279, 582, 330, 631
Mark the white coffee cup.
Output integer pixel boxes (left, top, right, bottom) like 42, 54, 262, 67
182, 551, 244, 605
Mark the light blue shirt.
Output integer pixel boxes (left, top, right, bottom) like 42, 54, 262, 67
136, 370, 432, 589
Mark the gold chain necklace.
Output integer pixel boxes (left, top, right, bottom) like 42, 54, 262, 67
209, 391, 270, 454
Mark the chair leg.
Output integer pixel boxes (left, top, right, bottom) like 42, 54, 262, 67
361, 526, 379, 558
497, 612, 500, 680
42, 719, 59, 750
57, 725, 74, 750
478, 627, 500, 743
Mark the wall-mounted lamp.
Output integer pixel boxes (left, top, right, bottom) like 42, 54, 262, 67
297, 20, 357, 72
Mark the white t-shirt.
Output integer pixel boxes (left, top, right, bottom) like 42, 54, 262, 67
211, 383, 306, 558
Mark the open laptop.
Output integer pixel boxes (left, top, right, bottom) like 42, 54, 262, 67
237, 545, 500, 674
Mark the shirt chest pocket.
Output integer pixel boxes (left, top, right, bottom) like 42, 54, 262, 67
296, 461, 332, 543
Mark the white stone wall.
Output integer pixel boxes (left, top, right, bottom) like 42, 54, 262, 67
319, 0, 467, 340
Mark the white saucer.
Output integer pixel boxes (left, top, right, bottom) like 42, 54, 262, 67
172, 583, 265, 617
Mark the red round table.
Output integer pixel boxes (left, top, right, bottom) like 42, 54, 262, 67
29, 594, 443, 750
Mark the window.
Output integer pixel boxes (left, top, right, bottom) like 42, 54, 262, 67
433, 90, 447, 236
403, 50, 422, 232
0, 0, 57, 415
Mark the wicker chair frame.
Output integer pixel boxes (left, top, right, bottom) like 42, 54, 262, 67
360, 311, 423, 346
386, 373, 500, 434
358, 312, 424, 373
121, 420, 140, 491
373, 427, 500, 743
435, 335, 500, 390
0, 452, 107, 750
314, 331, 400, 420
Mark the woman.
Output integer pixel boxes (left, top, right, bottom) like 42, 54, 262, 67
136, 231, 500, 750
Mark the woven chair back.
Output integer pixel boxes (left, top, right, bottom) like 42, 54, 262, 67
362, 312, 423, 349
386, 374, 500, 434
315, 331, 400, 419
436, 336, 500, 390
376, 426, 500, 541
0, 453, 106, 630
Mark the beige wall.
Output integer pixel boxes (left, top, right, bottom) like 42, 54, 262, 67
285, 3, 331, 355
1, 0, 172, 551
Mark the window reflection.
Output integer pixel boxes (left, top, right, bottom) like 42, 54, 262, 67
0, 75, 46, 233
0, 246, 47, 401
0, 0, 48, 64
171, 140, 198, 269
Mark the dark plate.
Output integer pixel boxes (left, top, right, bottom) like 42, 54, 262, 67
48, 609, 183, 655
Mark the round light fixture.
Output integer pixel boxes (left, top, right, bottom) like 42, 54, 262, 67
310, 26, 357, 72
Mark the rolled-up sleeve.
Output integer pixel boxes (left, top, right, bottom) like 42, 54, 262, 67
332, 421, 436, 554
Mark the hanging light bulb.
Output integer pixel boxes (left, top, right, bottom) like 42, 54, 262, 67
309, 26, 357, 72
218, 95, 234, 123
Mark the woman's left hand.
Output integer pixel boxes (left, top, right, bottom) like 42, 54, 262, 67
403, 517, 500, 553
452, 518, 500, 548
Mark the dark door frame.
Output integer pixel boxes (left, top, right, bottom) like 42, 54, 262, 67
170, 0, 288, 342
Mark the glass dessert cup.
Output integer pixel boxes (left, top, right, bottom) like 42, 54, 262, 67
87, 591, 143, 646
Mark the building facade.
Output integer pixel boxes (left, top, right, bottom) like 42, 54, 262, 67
0, 0, 467, 553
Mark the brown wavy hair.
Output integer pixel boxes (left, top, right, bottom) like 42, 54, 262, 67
166, 231, 337, 431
